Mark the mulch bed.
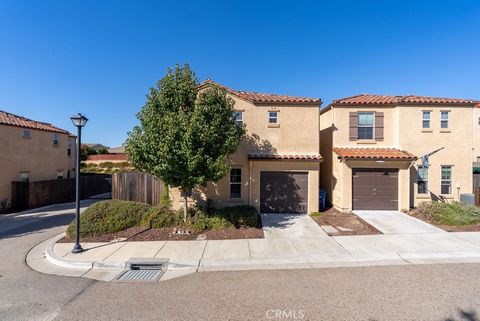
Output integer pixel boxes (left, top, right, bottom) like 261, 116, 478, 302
311, 207, 382, 236
58, 226, 264, 243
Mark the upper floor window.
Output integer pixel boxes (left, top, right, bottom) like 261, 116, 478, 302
417, 166, 428, 194
53, 134, 59, 146
232, 111, 243, 126
422, 111, 431, 129
57, 170, 64, 179
440, 111, 449, 129
23, 130, 31, 139
268, 111, 278, 124
67, 140, 72, 156
358, 112, 374, 140
441, 165, 452, 194
229, 168, 242, 198
19, 172, 29, 182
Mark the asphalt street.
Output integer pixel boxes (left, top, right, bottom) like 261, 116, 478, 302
1, 202, 480, 321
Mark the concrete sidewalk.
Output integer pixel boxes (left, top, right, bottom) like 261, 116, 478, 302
26, 213, 480, 282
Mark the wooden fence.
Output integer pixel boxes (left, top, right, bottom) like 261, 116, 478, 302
476, 187, 480, 207
474, 174, 480, 189
11, 174, 111, 211
111, 172, 164, 206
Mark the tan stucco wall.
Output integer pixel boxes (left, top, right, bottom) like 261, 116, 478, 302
331, 158, 411, 212
0, 125, 76, 203
473, 107, 480, 163
321, 103, 476, 211
398, 105, 473, 205
319, 108, 333, 204
168, 92, 321, 213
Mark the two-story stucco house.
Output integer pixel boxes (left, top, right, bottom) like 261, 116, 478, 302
320, 94, 478, 212
169, 80, 323, 214
0, 110, 76, 210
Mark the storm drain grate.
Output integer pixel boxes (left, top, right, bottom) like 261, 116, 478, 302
115, 263, 166, 282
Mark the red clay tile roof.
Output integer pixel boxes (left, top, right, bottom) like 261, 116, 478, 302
248, 154, 323, 161
332, 94, 478, 106
0, 110, 71, 134
333, 148, 416, 160
200, 79, 321, 105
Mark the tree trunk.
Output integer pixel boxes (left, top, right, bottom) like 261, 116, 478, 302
183, 193, 188, 223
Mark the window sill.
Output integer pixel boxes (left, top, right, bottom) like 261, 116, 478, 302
23, 136, 31, 139
416, 194, 431, 199
268, 124, 280, 128
439, 129, 451, 133
421, 129, 433, 133
440, 195, 454, 199
52, 145, 60, 148
357, 140, 376, 144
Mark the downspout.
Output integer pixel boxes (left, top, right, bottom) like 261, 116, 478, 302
248, 160, 252, 206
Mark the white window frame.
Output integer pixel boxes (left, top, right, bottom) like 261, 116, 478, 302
441, 165, 452, 195
417, 166, 428, 194
358, 112, 375, 140
57, 170, 64, 179
229, 168, 242, 199
440, 111, 449, 129
232, 111, 243, 126
268, 111, 278, 124
422, 111, 431, 129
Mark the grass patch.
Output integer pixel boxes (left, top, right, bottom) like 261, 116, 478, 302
310, 211, 324, 217
412, 201, 480, 226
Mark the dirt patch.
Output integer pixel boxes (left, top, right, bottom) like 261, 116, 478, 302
58, 226, 264, 243
311, 207, 381, 236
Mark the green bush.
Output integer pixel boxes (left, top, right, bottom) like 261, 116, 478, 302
140, 205, 183, 228
186, 207, 233, 231
415, 201, 480, 226
66, 200, 151, 238
213, 205, 259, 228
160, 185, 171, 207
98, 161, 115, 168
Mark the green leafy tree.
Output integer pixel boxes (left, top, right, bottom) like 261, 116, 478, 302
97, 148, 109, 154
126, 64, 245, 222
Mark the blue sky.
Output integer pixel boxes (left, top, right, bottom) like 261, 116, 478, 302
1, 1, 479, 147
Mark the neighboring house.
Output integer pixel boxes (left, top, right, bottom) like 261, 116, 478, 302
169, 80, 322, 213
320, 94, 478, 212
0, 110, 76, 210
86, 146, 127, 164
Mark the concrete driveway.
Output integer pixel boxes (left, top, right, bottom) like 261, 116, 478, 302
353, 210, 445, 234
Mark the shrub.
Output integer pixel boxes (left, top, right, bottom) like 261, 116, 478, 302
160, 185, 171, 207
213, 205, 259, 228
186, 207, 233, 231
66, 200, 151, 238
98, 161, 115, 168
414, 201, 480, 226
140, 205, 182, 228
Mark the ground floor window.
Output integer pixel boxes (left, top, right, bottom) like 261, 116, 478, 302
417, 166, 428, 194
230, 168, 242, 198
441, 165, 452, 194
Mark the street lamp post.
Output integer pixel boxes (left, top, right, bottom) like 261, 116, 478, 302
70, 113, 88, 254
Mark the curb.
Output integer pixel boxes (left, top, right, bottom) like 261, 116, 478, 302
44, 233, 126, 270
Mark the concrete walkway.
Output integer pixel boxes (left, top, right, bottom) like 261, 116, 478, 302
24, 210, 480, 282
353, 210, 445, 234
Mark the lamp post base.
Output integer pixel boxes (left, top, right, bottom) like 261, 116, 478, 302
71, 243, 84, 254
